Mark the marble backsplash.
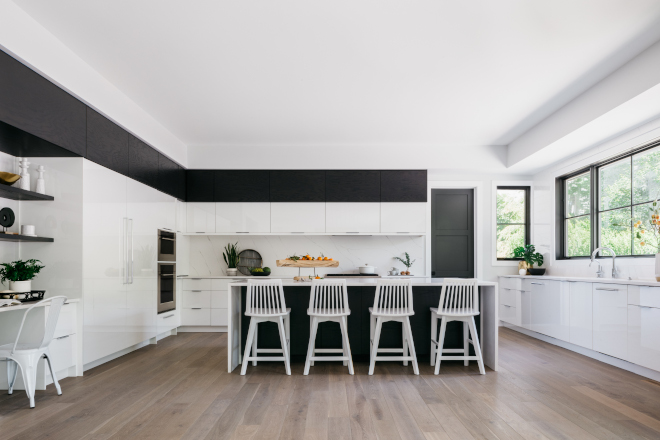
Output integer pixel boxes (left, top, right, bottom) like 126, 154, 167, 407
188, 235, 426, 277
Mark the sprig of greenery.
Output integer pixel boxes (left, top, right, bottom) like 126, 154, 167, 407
0, 259, 45, 283
513, 245, 543, 267
223, 242, 240, 269
394, 252, 416, 268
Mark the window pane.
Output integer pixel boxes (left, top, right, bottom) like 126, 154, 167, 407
566, 215, 591, 257
497, 224, 525, 259
633, 146, 660, 205
565, 172, 590, 218
599, 207, 632, 256
599, 158, 631, 211
496, 189, 525, 224
633, 201, 660, 255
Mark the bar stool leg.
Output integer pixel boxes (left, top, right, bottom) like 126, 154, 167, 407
285, 314, 291, 358
403, 317, 419, 375
468, 316, 485, 375
463, 321, 469, 367
340, 316, 354, 375
430, 312, 437, 366
434, 318, 447, 375
241, 319, 257, 375
252, 323, 258, 366
402, 321, 409, 367
304, 317, 319, 376
278, 316, 291, 376
369, 317, 382, 376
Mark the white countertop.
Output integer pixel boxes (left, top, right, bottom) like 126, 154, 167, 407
0, 298, 80, 313
500, 274, 660, 287
179, 275, 428, 279
228, 278, 497, 287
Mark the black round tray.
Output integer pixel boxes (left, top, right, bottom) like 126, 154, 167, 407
237, 249, 263, 275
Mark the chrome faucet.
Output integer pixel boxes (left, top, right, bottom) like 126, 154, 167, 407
590, 247, 618, 279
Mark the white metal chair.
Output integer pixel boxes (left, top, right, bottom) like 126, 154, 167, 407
304, 279, 354, 375
241, 279, 291, 375
430, 278, 485, 375
368, 279, 418, 375
0, 296, 68, 408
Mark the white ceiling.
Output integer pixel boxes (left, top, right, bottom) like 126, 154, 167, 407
13, 0, 660, 156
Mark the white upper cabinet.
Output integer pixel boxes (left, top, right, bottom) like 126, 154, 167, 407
176, 200, 187, 233
215, 203, 270, 233
271, 203, 325, 233
593, 283, 627, 360
569, 282, 593, 349
325, 203, 380, 233
186, 203, 216, 233
380, 202, 426, 233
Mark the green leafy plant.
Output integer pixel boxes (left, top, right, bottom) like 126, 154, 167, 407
394, 252, 416, 269
223, 242, 240, 269
513, 244, 544, 267
0, 259, 45, 283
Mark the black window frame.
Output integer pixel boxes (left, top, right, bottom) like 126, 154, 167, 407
496, 185, 531, 261
557, 140, 660, 260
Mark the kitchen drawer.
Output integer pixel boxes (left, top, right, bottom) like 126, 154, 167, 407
157, 309, 179, 330
181, 308, 211, 326
593, 283, 627, 294
211, 291, 229, 309
593, 283, 627, 359
53, 303, 76, 338
499, 304, 516, 325
500, 277, 522, 291
628, 285, 660, 309
182, 278, 212, 291
48, 334, 76, 375
211, 308, 228, 326
211, 279, 237, 291
500, 288, 517, 307
182, 291, 211, 308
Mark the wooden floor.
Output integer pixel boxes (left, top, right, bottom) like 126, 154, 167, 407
1, 329, 660, 440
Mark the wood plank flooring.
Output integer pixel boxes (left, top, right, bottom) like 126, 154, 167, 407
1, 328, 660, 439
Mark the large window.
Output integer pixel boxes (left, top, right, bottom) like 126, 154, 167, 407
560, 142, 660, 258
496, 186, 530, 259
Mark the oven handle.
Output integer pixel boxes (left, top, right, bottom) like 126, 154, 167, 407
160, 274, 175, 277
160, 237, 176, 241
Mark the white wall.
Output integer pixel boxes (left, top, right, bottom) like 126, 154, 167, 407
532, 115, 660, 280
0, 152, 20, 270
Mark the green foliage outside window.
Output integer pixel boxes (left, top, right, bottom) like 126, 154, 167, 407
496, 188, 527, 259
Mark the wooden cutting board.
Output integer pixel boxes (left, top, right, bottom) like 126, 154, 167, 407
276, 259, 339, 268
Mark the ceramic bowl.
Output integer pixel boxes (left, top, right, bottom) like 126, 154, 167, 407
0, 172, 20, 186
528, 268, 546, 276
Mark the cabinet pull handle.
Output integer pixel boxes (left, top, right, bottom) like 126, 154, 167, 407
196, 232, 206, 234
163, 314, 175, 319
639, 305, 654, 309
531, 283, 544, 285
192, 308, 202, 310
595, 288, 618, 291
191, 278, 201, 280
502, 305, 512, 308
290, 232, 305, 234
346, 232, 359, 234
192, 290, 202, 292
396, 232, 410, 234
56, 335, 70, 340
236, 232, 249, 234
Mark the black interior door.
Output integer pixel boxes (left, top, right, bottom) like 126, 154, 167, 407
431, 189, 474, 278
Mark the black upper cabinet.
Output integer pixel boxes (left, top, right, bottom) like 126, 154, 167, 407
175, 165, 186, 201
128, 135, 159, 189
157, 153, 180, 198
186, 170, 215, 202
0, 50, 86, 156
270, 171, 325, 202
86, 108, 129, 175
380, 170, 427, 202
215, 170, 270, 202
326, 170, 380, 202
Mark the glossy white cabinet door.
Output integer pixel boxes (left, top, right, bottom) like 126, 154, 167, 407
380, 203, 426, 233
186, 203, 216, 233
520, 289, 532, 330
530, 280, 569, 341
211, 291, 229, 309
215, 203, 270, 233
628, 305, 660, 371
593, 283, 627, 360
271, 203, 325, 233
182, 308, 211, 326
569, 282, 593, 349
176, 233, 190, 277
82, 160, 128, 364
176, 200, 187, 233
326, 203, 380, 233
211, 309, 229, 326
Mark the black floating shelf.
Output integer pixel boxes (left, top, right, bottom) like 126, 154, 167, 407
0, 234, 54, 243
0, 185, 54, 201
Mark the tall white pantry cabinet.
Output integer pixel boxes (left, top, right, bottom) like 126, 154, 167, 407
82, 160, 178, 366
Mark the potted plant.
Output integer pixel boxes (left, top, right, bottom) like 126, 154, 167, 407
632, 200, 660, 280
0, 259, 45, 292
223, 242, 240, 276
394, 252, 416, 275
513, 245, 544, 275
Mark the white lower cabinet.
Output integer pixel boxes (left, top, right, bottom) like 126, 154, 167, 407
520, 289, 532, 330
628, 304, 660, 371
499, 288, 520, 326
593, 283, 627, 360
530, 280, 569, 341
182, 308, 211, 326
48, 335, 76, 378
569, 282, 593, 349
211, 309, 229, 326
180, 278, 229, 329
380, 203, 426, 233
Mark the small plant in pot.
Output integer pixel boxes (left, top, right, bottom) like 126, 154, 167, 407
223, 242, 240, 276
394, 252, 415, 276
513, 245, 544, 275
0, 259, 44, 293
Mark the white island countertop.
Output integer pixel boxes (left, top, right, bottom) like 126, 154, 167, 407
227, 278, 497, 287
0, 298, 80, 313
500, 274, 660, 287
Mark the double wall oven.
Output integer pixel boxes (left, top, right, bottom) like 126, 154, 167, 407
157, 229, 177, 314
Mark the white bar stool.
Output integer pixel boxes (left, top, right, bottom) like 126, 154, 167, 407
304, 279, 354, 375
368, 279, 418, 375
0, 296, 68, 408
241, 279, 291, 375
430, 278, 485, 375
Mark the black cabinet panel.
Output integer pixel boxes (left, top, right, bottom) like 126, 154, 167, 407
380, 170, 427, 202
214, 170, 270, 202
0, 50, 86, 156
128, 135, 159, 189
157, 153, 180, 198
186, 170, 215, 202
270, 170, 325, 202
325, 170, 380, 202
86, 108, 129, 175
175, 165, 186, 201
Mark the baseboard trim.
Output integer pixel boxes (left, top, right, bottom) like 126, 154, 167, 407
83, 329, 176, 372
500, 321, 660, 382
177, 326, 227, 333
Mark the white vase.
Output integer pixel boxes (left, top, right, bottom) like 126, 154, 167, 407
9, 280, 31, 293
227, 268, 238, 276
655, 253, 660, 281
